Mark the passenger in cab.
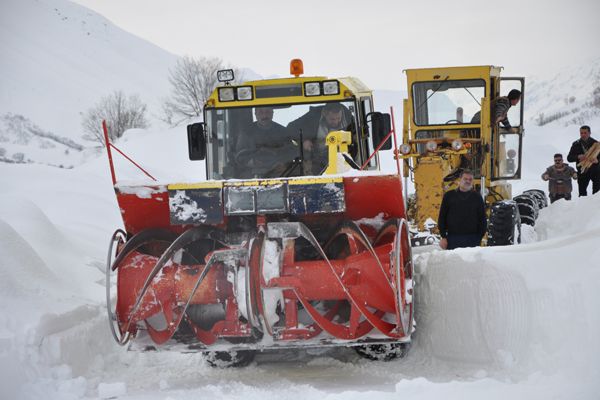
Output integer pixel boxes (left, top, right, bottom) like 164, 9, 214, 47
287, 103, 354, 175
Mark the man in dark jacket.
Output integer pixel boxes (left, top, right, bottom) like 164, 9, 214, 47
235, 107, 294, 178
287, 103, 353, 175
438, 170, 487, 250
566, 125, 600, 196
542, 153, 577, 203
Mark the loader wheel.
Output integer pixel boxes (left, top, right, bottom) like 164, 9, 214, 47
513, 193, 539, 226
523, 189, 548, 209
354, 342, 410, 361
487, 200, 521, 246
204, 350, 256, 368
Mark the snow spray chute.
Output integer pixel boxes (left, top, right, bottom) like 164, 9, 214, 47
104, 63, 414, 366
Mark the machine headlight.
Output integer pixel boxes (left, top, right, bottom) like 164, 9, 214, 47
256, 184, 287, 213
225, 187, 255, 215
304, 82, 321, 96
237, 86, 253, 100
399, 143, 412, 155
217, 69, 234, 82
322, 80, 340, 95
218, 87, 235, 102
451, 139, 463, 151
425, 141, 438, 152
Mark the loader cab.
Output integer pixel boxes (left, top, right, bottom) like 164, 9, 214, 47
402, 66, 525, 181
398, 65, 525, 231
187, 64, 391, 180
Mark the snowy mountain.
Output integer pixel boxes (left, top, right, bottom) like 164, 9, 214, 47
526, 56, 600, 126
0, 0, 178, 165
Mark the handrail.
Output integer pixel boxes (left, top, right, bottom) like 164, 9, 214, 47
102, 120, 157, 185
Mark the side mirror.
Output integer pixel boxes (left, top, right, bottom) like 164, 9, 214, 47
370, 112, 392, 150
187, 123, 206, 161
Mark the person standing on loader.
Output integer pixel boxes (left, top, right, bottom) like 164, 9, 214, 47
470, 89, 522, 128
542, 153, 577, 203
438, 170, 487, 250
567, 125, 600, 196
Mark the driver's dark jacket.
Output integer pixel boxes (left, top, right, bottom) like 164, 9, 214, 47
286, 106, 355, 164
236, 121, 289, 153
287, 106, 354, 141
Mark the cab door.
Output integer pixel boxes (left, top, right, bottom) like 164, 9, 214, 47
493, 77, 525, 180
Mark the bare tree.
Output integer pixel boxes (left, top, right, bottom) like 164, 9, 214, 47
82, 91, 149, 146
162, 55, 243, 125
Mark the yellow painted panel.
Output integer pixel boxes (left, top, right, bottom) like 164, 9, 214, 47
168, 182, 223, 190
287, 177, 343, 185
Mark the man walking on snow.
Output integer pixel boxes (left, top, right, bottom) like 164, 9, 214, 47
542, 153, 577, 203
438, 170, 487, 250
567, 125, 600, 196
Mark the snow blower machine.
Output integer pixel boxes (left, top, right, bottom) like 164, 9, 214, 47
396, 66, 546, 246
105, 59, 413, 366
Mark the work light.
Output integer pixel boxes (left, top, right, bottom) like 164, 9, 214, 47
322, 80, 340, 95
218, 87, 235, 102
237, 86, 253, 100
304, 82, 321, 96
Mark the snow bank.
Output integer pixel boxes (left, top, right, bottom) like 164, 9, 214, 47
414, 194, 600, 392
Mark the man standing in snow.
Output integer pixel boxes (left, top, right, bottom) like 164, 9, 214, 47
567, 125, 600, 196
438, 170, 487, 250
542, 153, 577, 203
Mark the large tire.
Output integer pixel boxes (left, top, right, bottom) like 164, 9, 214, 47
354, 342, 410, 361
523, 189, 548, 209
513, 193, 539, 226
487, 200, 521, 246
204, 350, 256, 368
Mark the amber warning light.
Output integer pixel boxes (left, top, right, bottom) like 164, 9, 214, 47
290, 59, 304, 77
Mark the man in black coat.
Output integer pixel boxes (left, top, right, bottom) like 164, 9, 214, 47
438, 170, 487, 250
566, 125, 600, 196
235, 107, 295, 178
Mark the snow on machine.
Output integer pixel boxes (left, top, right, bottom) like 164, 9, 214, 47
105, 60, 414, 366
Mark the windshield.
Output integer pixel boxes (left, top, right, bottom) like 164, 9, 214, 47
412, 79, 485, 126
205, 101, 357, 180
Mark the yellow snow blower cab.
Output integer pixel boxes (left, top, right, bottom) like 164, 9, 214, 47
397, 66, 546, 246
105, 59, 414, 367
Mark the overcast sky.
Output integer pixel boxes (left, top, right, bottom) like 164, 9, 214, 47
72, 0, 600, 90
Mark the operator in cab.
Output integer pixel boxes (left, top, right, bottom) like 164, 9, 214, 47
235, 106, 297, 178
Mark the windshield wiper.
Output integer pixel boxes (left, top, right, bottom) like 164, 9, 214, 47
414, 76, 450, 114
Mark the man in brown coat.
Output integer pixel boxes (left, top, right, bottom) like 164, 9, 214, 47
542, 153, 577, 203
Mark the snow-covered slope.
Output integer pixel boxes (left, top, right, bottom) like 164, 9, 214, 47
0, 0, 178, 162
526, 56, 600, 127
